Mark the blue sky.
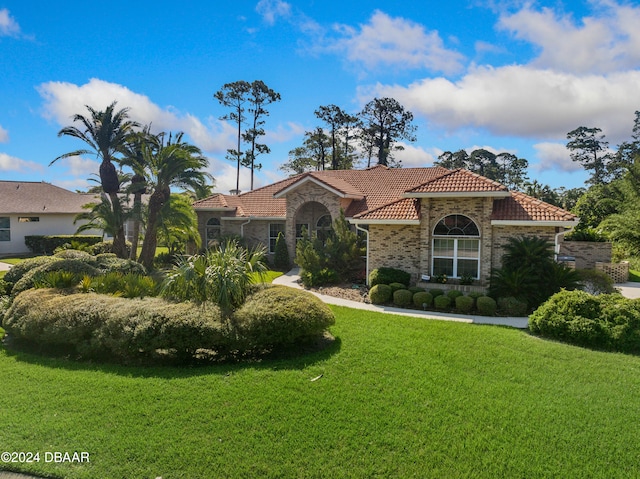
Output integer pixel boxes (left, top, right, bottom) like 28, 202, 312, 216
2, 0, 640, 194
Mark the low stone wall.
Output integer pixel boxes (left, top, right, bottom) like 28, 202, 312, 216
559, 241, 612, 269
596, 261, 629, 283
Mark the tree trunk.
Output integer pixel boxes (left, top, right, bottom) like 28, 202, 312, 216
108, 191, 128, 259
139, 189, 168, 270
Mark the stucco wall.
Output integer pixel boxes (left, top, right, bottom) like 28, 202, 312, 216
0, 214, 101, 256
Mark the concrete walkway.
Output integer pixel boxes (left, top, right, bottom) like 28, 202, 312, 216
273, 269, 530, 329
0, 261, 11, 271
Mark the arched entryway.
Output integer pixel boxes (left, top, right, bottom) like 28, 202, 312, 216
294, 201, 332, 242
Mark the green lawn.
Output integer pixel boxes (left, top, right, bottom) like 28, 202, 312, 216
2, 306, 640, 478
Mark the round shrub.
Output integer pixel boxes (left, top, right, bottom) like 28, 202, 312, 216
409, 286, 425, 294
528, 290, 603, 344
12, 259, 101, 295
498, 296, 528, 316
468, 291, 483, 300
476, 296, 497, 316
368, 267, 410, 287
434, 294, 452, 310
393, 289, 413, 308
95, 254, 147, 275
429, 289, 444, 298
232, 285, 335, 349
389, 282, 406, 293
413, 291, 433, 309
447, 290, 463, 300
369, 284, 392, 304
3, 256, 62, 286
54, 249, 96, 262
455, 295, 474, 314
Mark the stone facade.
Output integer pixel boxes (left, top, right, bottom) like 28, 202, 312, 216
491, 225, 559, 271
368, 224, 422, 282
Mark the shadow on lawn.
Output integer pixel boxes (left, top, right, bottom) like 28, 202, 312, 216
0, 334, 342, 379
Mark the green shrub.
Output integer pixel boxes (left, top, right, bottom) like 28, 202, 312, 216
429, 289, 444, 298
408, 286, 425, 294
368, 267, 410, 287
95, 254, 147, 275
90, 272, 158, 298
497, 296, 528, 316
273, 232, 290, 271
232, 286, 335, 349
468, 291, 484, 300
3, 289, 226, 361
3, 256, 62, 286
389, 282, 406, 293
24, 235, 102, 255
33, 271, 82, 290
54, 249, 96, 262
455, 295, 474, 314
476, 296, 497, 316
393, 289, 413, 308
300, 268, 338, 287
0, 278, 9, 296
12, 259, 101, 295
413, 291, 433, 309
434, 294, 452, 310
577, 269, 616, 295
369, 284, 392, 304
447, 290, 463, 300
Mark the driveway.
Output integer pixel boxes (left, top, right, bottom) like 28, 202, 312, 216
0, 261, 11, 272
617, 282, 640, 299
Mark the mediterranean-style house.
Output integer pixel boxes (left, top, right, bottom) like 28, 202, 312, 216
194, 166, 580, 285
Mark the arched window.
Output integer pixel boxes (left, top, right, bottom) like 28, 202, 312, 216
316, 214, 333, 242
206, 217, 221, 241
432, 215, 480, 279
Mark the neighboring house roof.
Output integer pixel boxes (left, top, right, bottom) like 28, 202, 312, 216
193, 166, 578, 225
0, 180, 96, 214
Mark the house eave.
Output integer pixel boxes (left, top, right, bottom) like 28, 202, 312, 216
349, 219, 421, 225
221, 216, 285, 221
491, 220, 580, 227
274, 176, 364, 200
404, 191, 511, 198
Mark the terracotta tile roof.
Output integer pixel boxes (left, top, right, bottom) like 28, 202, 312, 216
407, 168, 509, 194
193, 166, 576, 224
352, 198, 420, 222
491, 191, 578, 222
0, 181, 97, 214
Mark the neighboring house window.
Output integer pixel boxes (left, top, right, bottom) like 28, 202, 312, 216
316, 214, 332, 242
206, 218, 221, 241
269, 223, 285, 253
0, 217, 9, 241
432, 214, 480, 279
296, 223, 309, 242
18, 217, 39, 222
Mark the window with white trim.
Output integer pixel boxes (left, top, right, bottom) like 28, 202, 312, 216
269, 223, 285, 253
0, 217, 9, 241
432, 215, 480, 279
206, 218, 221, 241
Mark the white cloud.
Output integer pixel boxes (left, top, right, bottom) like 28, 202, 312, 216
393, 143, 439, 167
37, 78, 232, 155
532, 142, 579, 172
369, 65, 640, 142
498, 1, 640, 74
0, 125, 8, 143
58, 155, 100, 179
0, 9, 21, 37
0, 152, 44, 173
256, 0, 291, 25
327, 10, 465, 75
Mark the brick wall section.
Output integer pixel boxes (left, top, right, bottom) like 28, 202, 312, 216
491, 225, 558, 270
596, 261, 629, 283
559, 241, 612, 269
369, 224, 422, 282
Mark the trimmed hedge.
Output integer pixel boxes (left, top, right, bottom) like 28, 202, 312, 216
2, 285, 336, 362
12, 260, 101, 295
529, 290, 640, 353
389, 282, 406, 293
498, 296, 528, 316
3, 256, 62, 286
368, 267, 410, 287
455, 295, 474, 314
477, 296, 497, 316
393, 289, 413, 308
25, 235, 102, 255
434, 295, 452, 310
369, 284, 392, 304
429, 289, 444, 298
232, 286, 335, 349
447, 290, 464, 300
413, 291, 433, 309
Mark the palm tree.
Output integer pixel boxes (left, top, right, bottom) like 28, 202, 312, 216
74, 193, 129, 239
157, 193, 202, 255
138, 132, 212, 270
52, 101, 139, 258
